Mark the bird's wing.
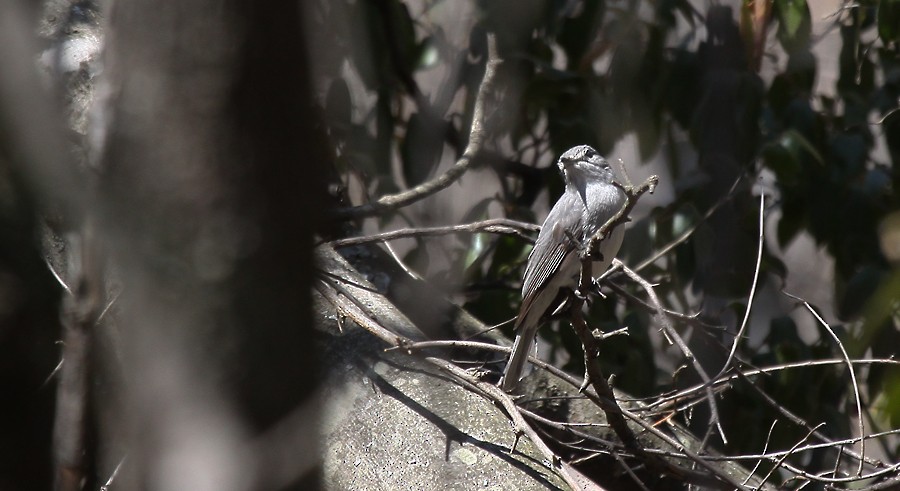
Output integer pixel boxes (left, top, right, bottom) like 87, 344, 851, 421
517, 196, 583, 327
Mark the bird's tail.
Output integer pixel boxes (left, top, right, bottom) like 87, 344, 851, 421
501, 325, 537, 391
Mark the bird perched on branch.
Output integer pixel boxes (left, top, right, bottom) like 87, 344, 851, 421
501, 145, 626, 391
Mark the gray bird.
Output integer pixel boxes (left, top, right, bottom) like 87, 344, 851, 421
501, 145, 626, 391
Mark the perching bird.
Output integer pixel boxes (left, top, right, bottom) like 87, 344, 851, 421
501, 145, 626, 391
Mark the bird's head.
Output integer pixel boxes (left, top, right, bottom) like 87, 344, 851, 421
556, 145, 617, 185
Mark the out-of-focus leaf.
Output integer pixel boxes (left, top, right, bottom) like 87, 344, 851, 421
762, 137, 800, 186
464, 232, 488, 273
782, 49, 817, 97
487, 235, 529, 279
387, 0, 417, 73
401, 112, 444, 187
659, 0, 697, 28
768, 316, 808, 366
777, 196, 805, 247
762, 249, 788, 280
596, 310, 656, 396
838, 24, 877, 100
633, 96, 661, 161
415, 36, 440, 71
373, 91, 394, 176
620, 213, 656, 265
664, 48, 700, 128
459, 197, 496, 273
349, 0, 387, 90
402, 240, 430, 275
838, 265, 887, 321
831, 133, 869, 177
463, 288, 518, 328
878, 211, 900, 264
325, 78, 352, 138
853, 268, 900, 352
872, 368, 900, 429
774, 0, 811, 51
762, 129, 822, 185
878, 0, 900, 44
557, 0, 604, 68
666, 203, 700, 285
672, 206, 697, 237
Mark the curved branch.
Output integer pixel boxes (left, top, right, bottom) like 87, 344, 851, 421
330, 34, 500, 220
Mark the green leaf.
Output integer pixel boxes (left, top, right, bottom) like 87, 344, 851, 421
775, 0, 812, 50
762, 129, 824, 186
415, 36, 440, 70
838, 265, 887, 321
878, 0, 900, 44
872, 369, 900, 429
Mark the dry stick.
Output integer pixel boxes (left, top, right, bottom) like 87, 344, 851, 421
330, 34, 501, 221
53, 223, 104, 491
637, 426, 900, 466
734, 369, 879, 470
755, 423, 826, 490
383, 309, 890, 483
401, 341, 753, 488
424, 357, 610, 491
778, 459, 900, 486
569, 176, 756, 489
325, 218, 540, 248
99, 456, 126, 491
784, 291, 866, 477
314, 280, 606, 491
743, 421, 779, 487
615, 259, 728, 446
716, 193, 766, 381
605, 281, 721, 331
651, 358, 900, 411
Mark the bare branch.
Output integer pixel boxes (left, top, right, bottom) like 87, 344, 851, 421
315, 251, 609, 491
330, 34, 501, 220
324, 218, 540, 248
784, 291, 867, 476
53, 222, 104, 491
718, 193, 766, 376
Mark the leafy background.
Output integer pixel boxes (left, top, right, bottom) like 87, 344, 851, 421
316, 0, 900, 477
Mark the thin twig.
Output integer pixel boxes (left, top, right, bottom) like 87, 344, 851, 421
330, 34, 501, 220
401, 338, 764, 487
45, 258, 71, 294
616, 260, 728, 445
784, 291, 866, 476
744, 421, 778, 487
632, 176, 742, 273
382, 240, 424, 281
756, 423, 826, 490
99, 456, 126, 491
733, 369, 880, 470
316, 274, 607, 491
565, 175, 749, 488
716, 192, 766, 380
324, 218, 540, 248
